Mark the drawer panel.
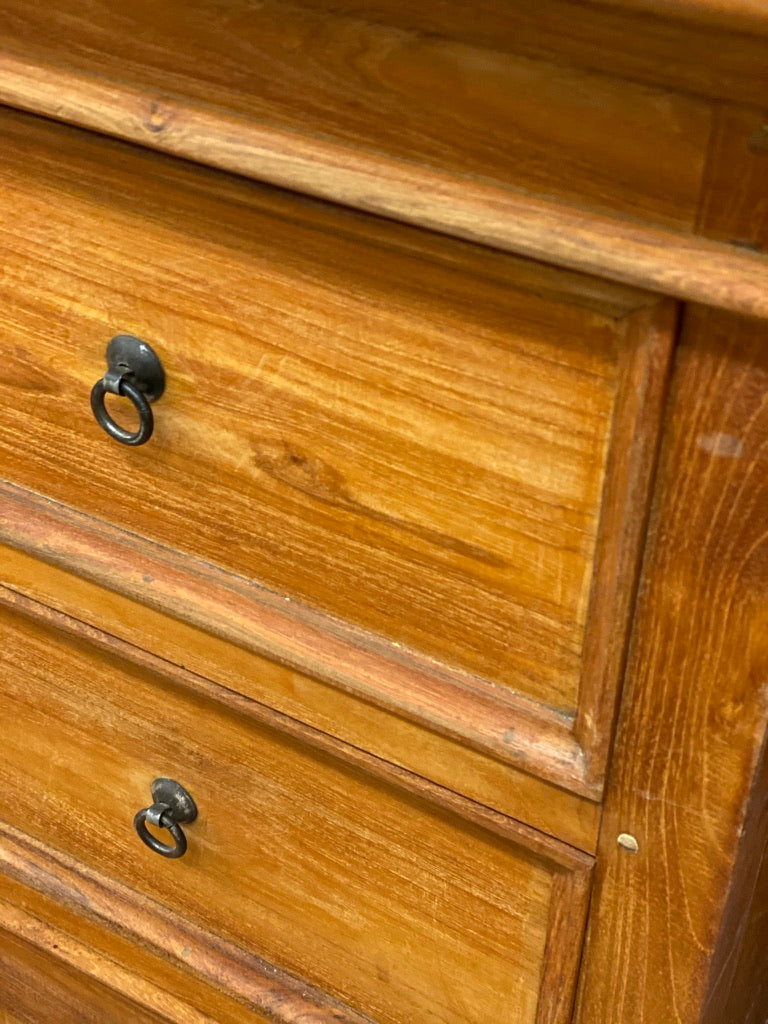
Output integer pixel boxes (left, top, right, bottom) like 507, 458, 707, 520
0, 108, 673, 723
0, 600, 593, 1024
0, 929, 168, 1024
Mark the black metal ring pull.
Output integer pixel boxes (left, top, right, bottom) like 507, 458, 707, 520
91, 334, 165, 446
134, 778, 197, 860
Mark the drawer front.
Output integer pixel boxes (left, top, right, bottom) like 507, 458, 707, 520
0, 599, 592, 1024
0, 929, 168, 1024
0, 108, 672, 729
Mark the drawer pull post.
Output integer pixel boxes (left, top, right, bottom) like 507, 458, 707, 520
133, 777, 197, 859
90, 334, 165, 446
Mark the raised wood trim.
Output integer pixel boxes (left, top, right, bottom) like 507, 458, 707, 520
576, 299, 677, 786
0, 481, 595, 797
0, 903, 251, 1024
0, 52, 767, 319
0, 545, 600, 853
536, 869, 593, 1024
0, 823, 372, 1024
0, 817, 592, 1024
575, 306, 768, 1022
0, 579, 593, 873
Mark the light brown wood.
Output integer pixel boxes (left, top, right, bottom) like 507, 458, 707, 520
0, 903, 258, 1024
0, 107, 620, 712
0, 575, 595, 864
0, 598, 593, 1024
291, 0, 768, 106
0, 894, 272, 1024
575, 306, 768, 1023
576, 299, 676, 785
0, 926, 169, 1024
2, 15, 768, 318
598, 0, 768, 32
0, 481, 590, 798
0, 542, 602, 851
0, 0, 710, 229
0, 824, 372, 1024
0, 106, 677, 796
696, 103, 768, 251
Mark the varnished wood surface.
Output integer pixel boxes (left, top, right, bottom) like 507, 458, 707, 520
0, 0, 710, 229
291, 0, 768, 105
0, 481, 591, 799
0, 107, 670, 730
599, 0, 768, 32
0, 542, 602, 851
711, 825, 768, 1023
0, 824, 372, 1024
0, 927, 170, 1024
696, 103, 768, 252
575, 307, 768, 1023
1, 10, 768, 316
0, 600, 593, 1024
0, 895, 272, 1024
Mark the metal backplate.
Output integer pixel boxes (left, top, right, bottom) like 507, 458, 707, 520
150, 778, 198, 823
106, 334, 165, 401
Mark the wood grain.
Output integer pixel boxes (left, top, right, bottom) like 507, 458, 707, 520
0, 53, 765, 318
597, 0, 768, 33
0, 926, 169, 1024
576, 299, 676, 785
0, 542, 602, 851
0, 107, 671, 726
289, 0, 768, 105
696, 103, 768, 251
707, 820, 768, 1023
0, 0, 710, 229
575, 306, 768, 1023
0, 896, 272, 1024
0, 576, 597, 865
0, 601, 593, 1024
0, 824, 373, 1024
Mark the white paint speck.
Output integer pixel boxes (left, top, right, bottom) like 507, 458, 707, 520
696, 433, 744, 458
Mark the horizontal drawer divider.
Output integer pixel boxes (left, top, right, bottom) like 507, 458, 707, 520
0, 481, 593, 798
0, 821, 375, 1024
0, 572, 593, 871
0, 51, 766, 320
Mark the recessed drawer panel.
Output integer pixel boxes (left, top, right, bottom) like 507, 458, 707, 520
0, 109, 672, 730
0, 600, 592, 1024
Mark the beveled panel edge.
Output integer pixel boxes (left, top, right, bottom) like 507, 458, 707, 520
0, 480, 595, 800
0, 53, 767, 319
0, 579, 594, 871
0, 822, 373, 1024
576, 298, 679, 787
0, 545, 600, 853
536, 869, 594, 1024
0, 902, 255, 1024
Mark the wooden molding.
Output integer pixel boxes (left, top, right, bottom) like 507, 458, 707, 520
575, 306, 768, 1022
0, 50, 766, 319
576, 299, 677, 786
0, 823, 373, 1024
0, 480, 596, 797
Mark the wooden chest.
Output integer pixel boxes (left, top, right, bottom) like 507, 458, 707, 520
0, 2, 766, 1022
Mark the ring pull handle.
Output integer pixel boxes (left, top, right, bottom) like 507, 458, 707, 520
91, 334, 165, 446
134, 778, 197, 859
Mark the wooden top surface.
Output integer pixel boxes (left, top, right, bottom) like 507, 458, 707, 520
0, 0, 766, 316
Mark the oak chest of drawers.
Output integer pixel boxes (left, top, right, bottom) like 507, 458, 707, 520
0, 3, 766, 1023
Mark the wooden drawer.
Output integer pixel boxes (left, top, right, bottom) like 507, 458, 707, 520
0, 597, 592, 1024
0, 108, 675, 797
0, 929, 168, 1024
